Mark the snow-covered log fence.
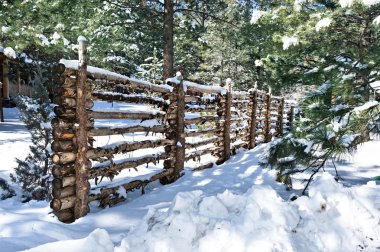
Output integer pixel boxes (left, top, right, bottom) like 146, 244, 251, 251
50, 37, 293, 223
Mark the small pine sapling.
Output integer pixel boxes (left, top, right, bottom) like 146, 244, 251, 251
10, 66, 54, 201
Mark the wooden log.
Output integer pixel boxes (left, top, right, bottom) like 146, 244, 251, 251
231, 92, 249, 99
55, 96, 93, 108
185, 95, 201, 103
51, 117, 94, 129
92, 91, 166, 107
249, 90, 258, 149
52, 140, 75, 152
52, 164, 75, 178
52, 128, 75, 140
55, 209, 75, 223
53, 106, 76, 118
185, 137, 220, 149
220, 90, 232, 163
89, 153, 170, 179
89, 125, 167, 137
74, 36, 91, 219
264, 93, 272, 143
90, 111, 165, 120
185, 106, 216, 113
2, 58, 9, 99
88, 139, 175, 160
277, 98, 285, 136
50, 196, 76, 211
184, 116, 218, 125
289, 106, 294, 130
185, 147, 221, 162
53, 175, 76, 188
52, 186, 76, 198
52, 152, 76, 165
193, 162, 213, 171
185, 128, 219, 137
61, 64, 171, 94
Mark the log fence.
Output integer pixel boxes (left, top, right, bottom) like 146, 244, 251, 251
50, 37, 294, 223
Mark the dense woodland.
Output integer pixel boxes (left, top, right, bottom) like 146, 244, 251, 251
1, 0, 380, 199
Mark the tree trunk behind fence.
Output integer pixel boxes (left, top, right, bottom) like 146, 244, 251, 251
74, 37, 90, 219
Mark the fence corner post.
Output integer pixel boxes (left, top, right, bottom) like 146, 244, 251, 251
217, 83, 231, 164
161, 74, 185, 184
74, 36, 90, 219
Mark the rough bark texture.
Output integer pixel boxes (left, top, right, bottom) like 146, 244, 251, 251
2, 58, 9, 99
249, 90, 258, 149
163, 0, 174, 80
74, 37, 90, 219
264, 93, 272, 143
223, 90, 232, 161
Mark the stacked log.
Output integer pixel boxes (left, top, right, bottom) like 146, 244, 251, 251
160, 76, 185, 184
50, 37, 93, 223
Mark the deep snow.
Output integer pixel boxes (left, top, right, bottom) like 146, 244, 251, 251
0, 107, 379, 252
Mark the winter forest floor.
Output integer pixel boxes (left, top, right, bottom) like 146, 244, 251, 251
0, 107, 379, 252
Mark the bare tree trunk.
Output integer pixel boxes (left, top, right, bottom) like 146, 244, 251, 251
163, 0, 174, 81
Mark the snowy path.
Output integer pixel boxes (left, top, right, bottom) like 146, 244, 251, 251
0, 108, 379, 251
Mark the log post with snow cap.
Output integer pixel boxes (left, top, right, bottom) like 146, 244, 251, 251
217, 79, 231, 164
74, 36, 91, 219
264, 88, 272, 143
161, 72, 185, 184
249, 84, 258, 149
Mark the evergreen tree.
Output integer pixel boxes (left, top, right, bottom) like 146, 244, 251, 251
10, 66, 53, 201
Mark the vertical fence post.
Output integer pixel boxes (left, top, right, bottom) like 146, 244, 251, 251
16, 64, 21, 95
289, 105, 294, 131
249, 89, 257, 149
264, 90, 272, 143
74, 36, 90, 219
161, 75, 185, 184
277, 97, 285, 136
223, 86, 231, 162
2, 57, 9, 99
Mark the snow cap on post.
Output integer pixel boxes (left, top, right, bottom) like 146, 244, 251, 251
176, 71, 183, 81
77, 36, 87, 43
268, 86, 272, 94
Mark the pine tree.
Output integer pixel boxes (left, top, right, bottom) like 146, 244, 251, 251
10, 66, 53, 201
253, 0, 380, 193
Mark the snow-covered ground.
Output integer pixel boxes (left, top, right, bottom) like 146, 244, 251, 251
0, 107, 379, 252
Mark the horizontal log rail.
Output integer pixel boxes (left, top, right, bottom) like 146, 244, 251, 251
185, 137, 220, 149
89, 125, 167, 137
89, 152, 170, 179
185, 147, 221, 162
185, 116, 219, 125
92, 91, 167, 107
90, 111, 165, 120
185, 128, 219, 137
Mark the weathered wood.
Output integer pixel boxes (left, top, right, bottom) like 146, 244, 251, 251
90, 111, 165, 120
74, 36, 90, 219
264, 93, 272, 143
55, 96, 93, 108
52, 128, 75, 140
289, 106, 294, 130
277, 98, 285, 136
185, 128, 219, 137
53, 175, 76, 188
185, 95, 201, 103
184, 116, 218, 125
185, 147, 221, 162
185, 137, 220, 149
2, 58, 9, 98
52, 152, 76, 165
92, 92, 166, 107
54, 106, 76, 118
52, 164, 75, 178
249, 90, 258, 149
88, 139, 175, 160
51, 117, 94, 129
55, 209, 75, 223
52, 186, 76, 198
89, 153, 170, 179
223, 90, 232, 161
193, 162, 213, 171
52, 140, 75, 152
51, 196, 76, 211
231, 92, 249, 99
185, 107, 216, 113
89, 125, 167, 137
